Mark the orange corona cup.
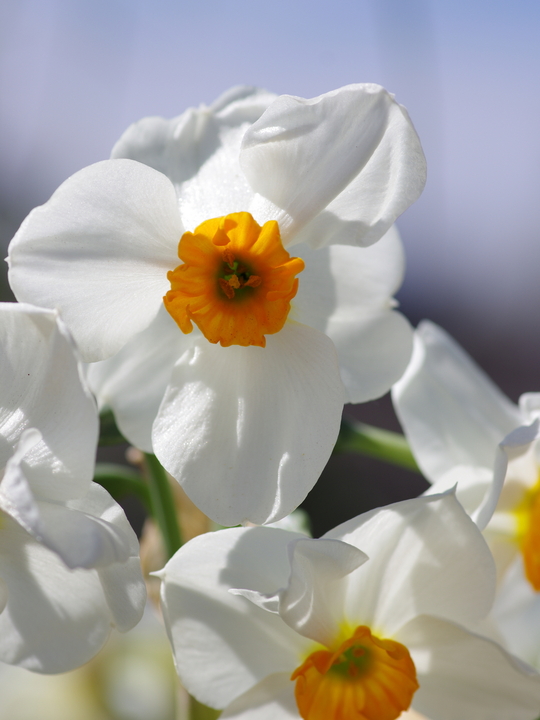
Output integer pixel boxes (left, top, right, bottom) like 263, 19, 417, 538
164, 212, 304, 348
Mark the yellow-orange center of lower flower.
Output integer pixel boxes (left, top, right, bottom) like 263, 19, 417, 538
291, 626, 419, 720
515, 480, 540, 590
163, 212, 304, 348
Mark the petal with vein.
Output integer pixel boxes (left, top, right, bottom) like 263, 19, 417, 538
241, 84, 426, 246
221, 673, 298, 720
8, 159, 182, 362
325, 493, 496, 635
153, 322, 344, 526
399, 615, 540, 720
87, 305, 192, 453
159, 527, 311, 709
393, 321, 522, 483
112, 87, 277, 232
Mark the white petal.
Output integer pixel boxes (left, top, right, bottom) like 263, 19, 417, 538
292, 228, 413, 402
325, 311, 412, 403
67, 483, 146, 632
8, 160, 182, 362
232, 537, 367, 647
221, 673, 298, 720
112, 87, 277, 232
87, 305, 192, 453
275, 538, 367, 646
392, 321, 522, 484
0, 514, 111, 673
474, 420, 540, 533
1, 433, 134, 570
34, 501, 131, 569
153, 322, 344, 526
159, 527, 312, 709
426, 466, 493, 519
325, 493, 496, 635
398, 615, 540, 720
519, 392, 540, 423
0, 577, 7, 615
491, 556, 540, 670
241, 84, 426, 246
0, 304, 98, 501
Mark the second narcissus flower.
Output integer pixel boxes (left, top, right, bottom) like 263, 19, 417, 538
158, 493, 540, 720
0, 303, 146, 673
392, 321, 540, 669
8, 84, 426, 526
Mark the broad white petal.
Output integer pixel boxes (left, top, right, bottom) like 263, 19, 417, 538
491, 556, 540, 670
241, 84, 426, 246
159, 527, 312, 709
393, 321, 522, 484
325, 311, 412, 403
0, 305, 98, 501
293, 226, 406, 323
8, 160, 182, 362
68, 483, 146, 632
221, 673, 298, 720
87, 305, 192, 453
113, 87, 277, 232
0, 514, 112, 673
398, 615, 540, 720
153, 322, 344, 526
292, 228, 412, 401
325, 493, 496, 635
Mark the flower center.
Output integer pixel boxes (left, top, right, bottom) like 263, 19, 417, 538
515, 479, 540, 590
291, 626, 419, 720
163, 212, 304, 348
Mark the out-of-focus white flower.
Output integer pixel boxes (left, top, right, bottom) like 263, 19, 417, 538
158, 493, 540, 720
8, 85, 426, 527
0, 303, 145, 673
392, 321, 540, 668
0, 606, 177, 720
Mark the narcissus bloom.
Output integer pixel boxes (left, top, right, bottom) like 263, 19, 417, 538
0, 303, 145, 673
159, 493, 540, 720
392, 321, 540, 668
8, 84, 425, 526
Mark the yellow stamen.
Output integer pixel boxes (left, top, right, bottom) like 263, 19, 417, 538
515, 479, 540, 590
291, 626, 418, 720
164, 212, 304, 347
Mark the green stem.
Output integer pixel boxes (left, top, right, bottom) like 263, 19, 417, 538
144, 453, 183, 559
189, 697, 221, 720
93, 463, 152, 510
334, 419, 420, 473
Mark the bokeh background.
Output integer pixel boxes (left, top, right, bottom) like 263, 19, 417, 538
1, 0, 539, 716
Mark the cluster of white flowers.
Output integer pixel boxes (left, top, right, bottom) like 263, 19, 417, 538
3, 83, 540, 719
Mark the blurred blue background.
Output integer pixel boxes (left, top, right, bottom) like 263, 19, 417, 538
1, 0, 539, 532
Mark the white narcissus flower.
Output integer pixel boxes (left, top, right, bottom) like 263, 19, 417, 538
0, 303, 146, 673
392, 320, 540, 668
158, 493, 540, 720
8, 84, 426, 527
